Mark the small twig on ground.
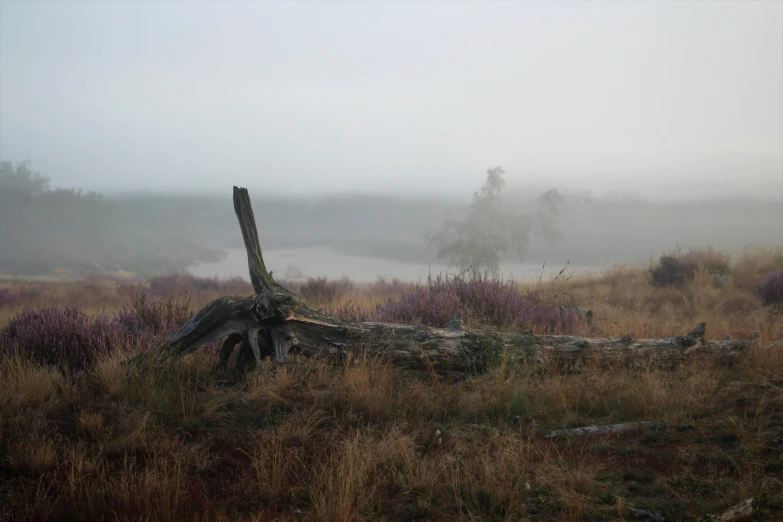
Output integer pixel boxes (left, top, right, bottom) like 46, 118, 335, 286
458, 420, 699, 440
698, 498, 755, 522
541, 421, 667, 439
629, 506, 665, 521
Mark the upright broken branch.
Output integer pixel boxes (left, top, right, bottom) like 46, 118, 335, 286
232, 187, 290, 296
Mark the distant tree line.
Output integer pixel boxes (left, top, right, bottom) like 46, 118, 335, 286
0, 161, 224, 277
4, 160, 776, 278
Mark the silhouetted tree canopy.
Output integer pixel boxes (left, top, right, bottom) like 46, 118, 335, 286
0, 161, 51, 196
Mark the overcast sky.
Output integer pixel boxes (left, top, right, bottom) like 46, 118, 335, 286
1, 0, 781, 200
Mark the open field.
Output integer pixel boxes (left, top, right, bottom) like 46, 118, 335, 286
1, 247, 783, 521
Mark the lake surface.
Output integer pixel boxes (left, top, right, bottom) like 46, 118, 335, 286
188, 247, 599, 283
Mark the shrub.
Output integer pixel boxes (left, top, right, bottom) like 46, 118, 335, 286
684, 247, 731, 275
369, 272, 582, 334
755, 269, 783, 307
650, 255, 697, 288
368, 276, 410, 297
295, 277, 354, 305
732, 246, 783, 290
373, 278, 463, 327
113, 289, 193, 339
1, 289, 196, 372
1, 305, 121, 372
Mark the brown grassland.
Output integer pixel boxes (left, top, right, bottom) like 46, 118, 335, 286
1, 247, 783, 521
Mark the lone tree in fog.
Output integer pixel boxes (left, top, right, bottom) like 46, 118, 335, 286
425, 167, 564, 275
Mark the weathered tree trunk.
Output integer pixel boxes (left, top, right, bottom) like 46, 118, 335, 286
127, 187, 748, 374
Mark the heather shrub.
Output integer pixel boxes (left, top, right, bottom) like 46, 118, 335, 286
113, 289, 193, 339
0, 305, 121, 372
295, 276, 354, 305
649, 255, 697, 288
370, 272, 582, 334
1, 288, 196, 372
755, 269, 783, 307
373, 278, 463, 327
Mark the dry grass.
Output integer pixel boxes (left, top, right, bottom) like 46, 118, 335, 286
1, 247, 783, 520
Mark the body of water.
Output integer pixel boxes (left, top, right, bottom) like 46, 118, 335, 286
188, 247, 598, 283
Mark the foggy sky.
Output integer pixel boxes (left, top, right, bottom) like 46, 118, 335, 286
1, 1, 781, 200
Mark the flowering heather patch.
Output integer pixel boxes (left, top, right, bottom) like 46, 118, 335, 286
755, 269, 783, 307
373, 277, 463, 327
327, 272, 583, 334
1, 304, 121, 372
1, 288, 196, 372
649, 255, 698, 288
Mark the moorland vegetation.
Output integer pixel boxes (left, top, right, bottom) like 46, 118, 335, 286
1, 246, 782, 521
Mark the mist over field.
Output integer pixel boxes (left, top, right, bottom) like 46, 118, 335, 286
1, 172, 781, 281
0, 0, 781, 280
186, 192, 783, 282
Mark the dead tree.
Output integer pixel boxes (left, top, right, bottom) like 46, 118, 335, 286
127, 187, 748, 374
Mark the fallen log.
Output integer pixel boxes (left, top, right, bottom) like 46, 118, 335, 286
127, 187, 748, 374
